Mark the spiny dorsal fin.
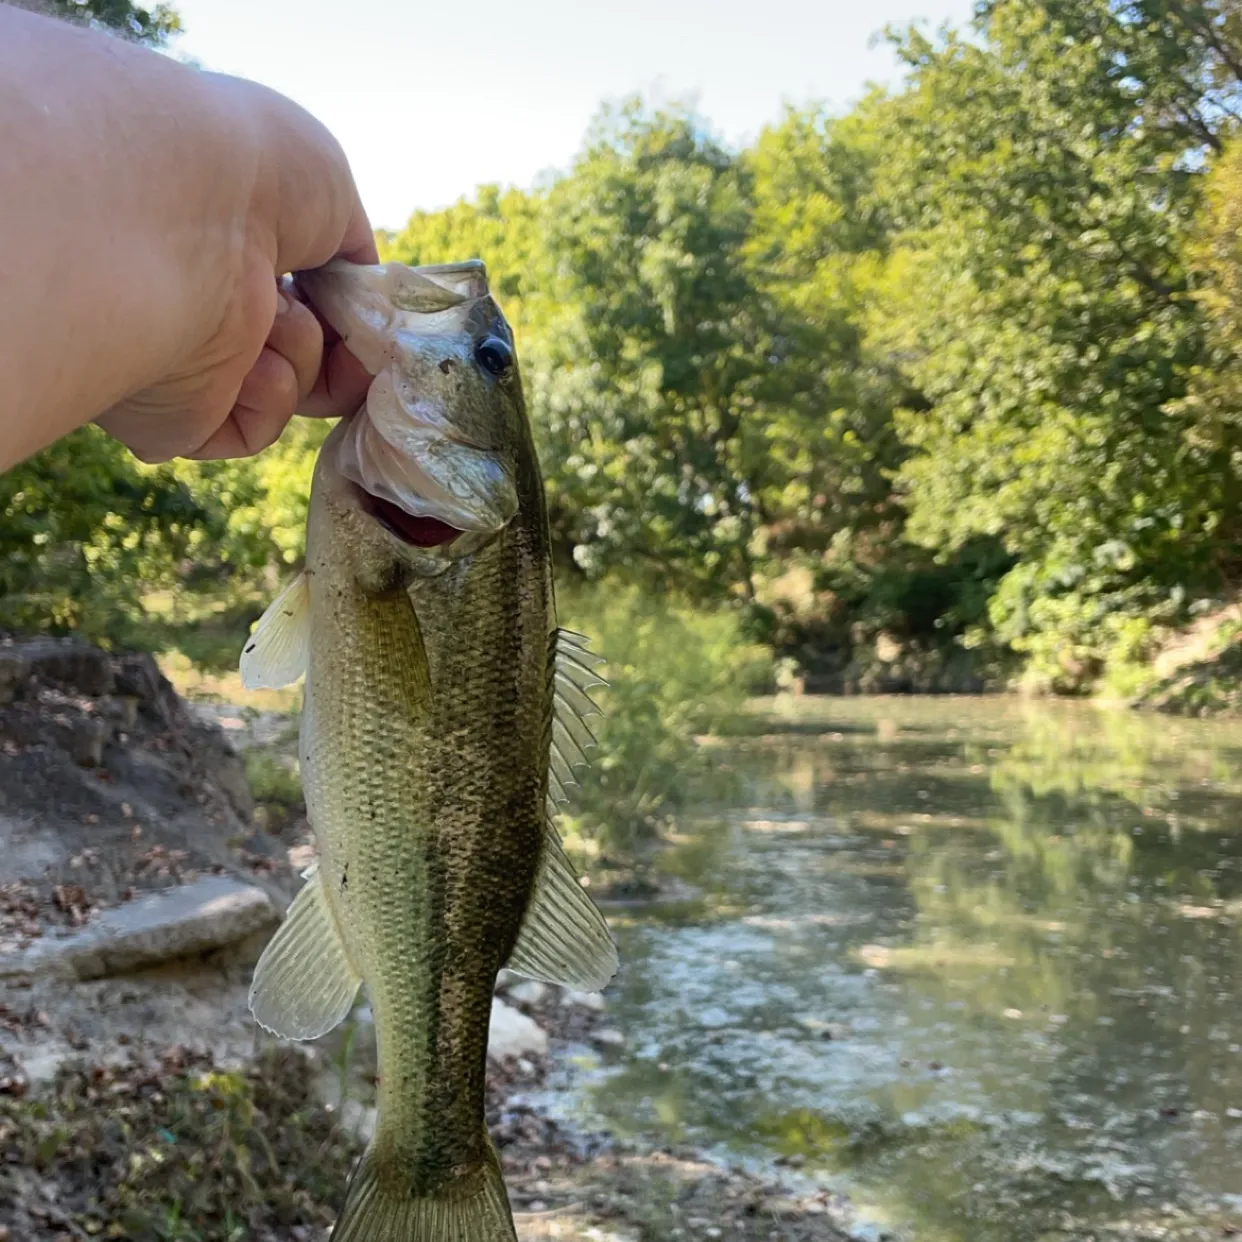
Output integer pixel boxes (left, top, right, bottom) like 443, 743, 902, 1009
240, 572, 310, 690
506, 815, 618, 992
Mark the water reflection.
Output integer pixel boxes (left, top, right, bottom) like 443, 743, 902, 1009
545, 698, 1242, 1241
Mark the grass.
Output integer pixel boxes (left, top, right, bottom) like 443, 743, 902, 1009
556, 583, 774, 856
242, 751, 303, 810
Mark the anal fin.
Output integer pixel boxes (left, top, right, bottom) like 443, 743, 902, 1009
249, 866, 362, 1040
506, 819, 618, 993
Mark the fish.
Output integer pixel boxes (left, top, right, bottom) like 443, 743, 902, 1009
237, 258, 618, 1241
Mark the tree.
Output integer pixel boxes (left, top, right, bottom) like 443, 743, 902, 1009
871, 0, 1228, 686
10, 0, 180, 43
528, 100, 769, 600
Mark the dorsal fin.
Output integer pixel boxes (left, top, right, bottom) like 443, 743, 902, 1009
548, 627, 606, 800
503, 626, 618, 992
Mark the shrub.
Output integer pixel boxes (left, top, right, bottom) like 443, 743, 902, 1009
555, 582, 772, 854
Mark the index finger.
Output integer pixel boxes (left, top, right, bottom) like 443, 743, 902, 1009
298, 337, 373, 419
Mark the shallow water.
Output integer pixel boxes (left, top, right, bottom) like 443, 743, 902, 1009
542, 696, 1242, 1241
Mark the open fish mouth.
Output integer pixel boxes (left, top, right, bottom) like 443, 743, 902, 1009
336, 404, 517, 536
360, 489, 464, 548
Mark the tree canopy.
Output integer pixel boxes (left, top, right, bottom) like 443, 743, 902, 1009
11, 0, 1242, 694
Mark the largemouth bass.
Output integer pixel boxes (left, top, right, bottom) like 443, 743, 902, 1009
238, 259, 617, 1241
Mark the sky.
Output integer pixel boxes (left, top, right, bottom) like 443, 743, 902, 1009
174, 0, 976, 231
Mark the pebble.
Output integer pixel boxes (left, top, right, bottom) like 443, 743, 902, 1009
592, 1027, 625, 1048
561, 988, 606, 1011
488, 998, 548, 1061
507, 980, 549, 1006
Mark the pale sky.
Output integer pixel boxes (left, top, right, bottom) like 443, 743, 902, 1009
174, 0, 975, 232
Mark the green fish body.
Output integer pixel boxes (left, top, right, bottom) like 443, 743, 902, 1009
239, 260, 616, 1241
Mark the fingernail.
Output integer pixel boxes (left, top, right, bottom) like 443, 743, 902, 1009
275, 292, 290, 316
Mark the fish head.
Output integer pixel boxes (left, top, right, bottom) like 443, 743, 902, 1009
298, 260, 527, 573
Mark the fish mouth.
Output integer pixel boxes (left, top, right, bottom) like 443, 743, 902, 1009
336, 408, 518, 535
359, 489, 464, 548
302, 259, 520, 540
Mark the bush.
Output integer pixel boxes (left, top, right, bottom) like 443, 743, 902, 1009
554, 582, 772, 854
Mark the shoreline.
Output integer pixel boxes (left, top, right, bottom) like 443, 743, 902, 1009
0, 952, 861, 1242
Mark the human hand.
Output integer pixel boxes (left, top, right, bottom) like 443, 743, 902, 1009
94, 77, 378, 463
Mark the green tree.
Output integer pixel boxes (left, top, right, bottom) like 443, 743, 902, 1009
14, 0, 180, 43
872, 0, 1230, 687
529, 101, 771, 599
0, 428, 223, 639
382, 184, 550, 342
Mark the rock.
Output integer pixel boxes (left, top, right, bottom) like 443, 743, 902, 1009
0, 650, 30, 706
0, 811, 63, 878
506, 980, 549, 1006
591, 1027, 625, 1048
6, 638, 116, 697
874, 632, 903, 664
488, 997, 548, 1061
64, 716, 110, 768
188, 721, 254, 821
102, 694, 139, 730
338, 1097, 377, 1142
560, 988, 606, 1012
796, 1016, 851, 1041
111, 653, 174, 720
0, 874, 279, 980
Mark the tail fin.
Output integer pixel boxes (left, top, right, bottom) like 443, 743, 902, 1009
332, 1138, 517, 1242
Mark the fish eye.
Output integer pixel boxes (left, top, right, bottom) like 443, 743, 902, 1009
474, 337, 513, 377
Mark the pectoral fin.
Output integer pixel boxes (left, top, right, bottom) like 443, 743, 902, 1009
239, 572, 311, 689
506, 817, 618, 993
248, 866, 362, 1040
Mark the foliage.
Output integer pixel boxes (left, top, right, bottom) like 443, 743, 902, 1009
28, 0, 181, 43
0, 428, 233, 643
533, 102, 769, 598
16, 0, 1242, 706
556, 582, 773, 853
0, 1046, 359, 1241
243, 749, 303, 809
872, 1, 1229, 687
